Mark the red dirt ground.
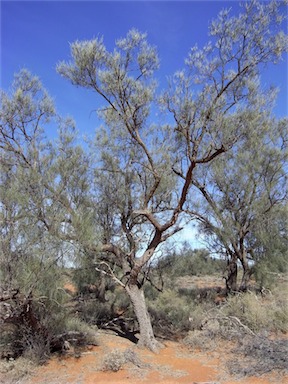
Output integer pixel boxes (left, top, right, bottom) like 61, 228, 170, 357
14, 331, 287, 384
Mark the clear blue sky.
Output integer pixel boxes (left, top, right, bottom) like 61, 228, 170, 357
1, 0, 287, 136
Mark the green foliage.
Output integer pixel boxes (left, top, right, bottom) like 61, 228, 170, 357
158, 248, 225, 280
222, 290, 288, 333
193, 113, 287, 290
254, 254, 288, 289
148, 289, 191, 338
184, 330, 218, 351
253, 206, 288, 287
64, 317, 98, 346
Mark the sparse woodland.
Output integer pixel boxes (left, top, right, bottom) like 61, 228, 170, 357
0, 0, 287, 378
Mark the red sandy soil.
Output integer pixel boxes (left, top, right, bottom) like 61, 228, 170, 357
2, 277, 285, 384
13, 331, 287, 384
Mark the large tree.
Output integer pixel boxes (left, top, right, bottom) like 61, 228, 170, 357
1, 1, 287, 351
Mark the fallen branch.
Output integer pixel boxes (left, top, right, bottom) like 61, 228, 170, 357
201, 315, 256, 336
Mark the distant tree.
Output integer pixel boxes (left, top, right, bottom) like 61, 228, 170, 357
1, 0, 287, 351
156, 245, 226, 280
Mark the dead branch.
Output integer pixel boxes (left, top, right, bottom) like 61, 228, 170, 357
202, 315, 256, 336
95, 261, 125, 288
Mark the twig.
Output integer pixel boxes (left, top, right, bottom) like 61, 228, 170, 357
95, 261, 125, 288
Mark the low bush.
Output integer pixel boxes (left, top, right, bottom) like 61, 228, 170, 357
101, 347, 142, 372
183, 330, 218, 351
222, 290, 288, 333
64, 317, 98, 346
0, 283, 70, 363
77, 287, 133, 327
148, 289, 192, 338
101, 349, 126, 372
78, 300, 113, 325
0, 260, 97, 363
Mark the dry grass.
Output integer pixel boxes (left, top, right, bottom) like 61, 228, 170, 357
221, 289, 288, 333
0, 357, 36, 384
227, 335, 288, 377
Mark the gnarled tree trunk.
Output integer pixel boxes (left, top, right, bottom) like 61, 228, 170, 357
125, 283, 161, 353
225, 255, 238, 292
239, 256, 253, 291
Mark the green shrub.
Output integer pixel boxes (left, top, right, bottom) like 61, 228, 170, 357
79, 300, 113, 325
0, 259, 75, 363
157, 248, 226, 281
148, 289, 191, 338
254, 254, 288, 289
77, 287, 132, 327
64, 318, 98, 345
222, 290, 288, 333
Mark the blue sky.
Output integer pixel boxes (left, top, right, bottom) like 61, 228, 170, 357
1, 0, 287, 136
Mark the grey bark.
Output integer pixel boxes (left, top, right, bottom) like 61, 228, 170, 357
125, 283, 162, 352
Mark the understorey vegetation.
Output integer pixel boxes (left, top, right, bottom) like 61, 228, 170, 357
0, 0, 287, 379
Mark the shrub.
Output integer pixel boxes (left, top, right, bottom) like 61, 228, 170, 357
79, 300, 113, 325
0, 260, 75, 363
101, 348, 142, 372
101, 349, 126, 372
77, 287, 132, 327
221, 289, 288, 334
64, 317, 98, 346
148, 289, 191, 338
227, 335, 288, 377
183, 330, 218, 351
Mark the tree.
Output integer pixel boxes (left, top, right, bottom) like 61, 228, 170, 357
1, 1, 287, 352
56, 1, 286, 350
190, 108, 287, 291
0, 71, 83, 360
251, 203, 288, 287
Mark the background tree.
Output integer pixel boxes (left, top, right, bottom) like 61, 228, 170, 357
190, 106, 287, 291
251, 203, 288, 287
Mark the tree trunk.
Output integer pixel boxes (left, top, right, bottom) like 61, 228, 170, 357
239, 257, 252, 291
97, 275, 107, 303
225, 256, 238, 292
125, 283, 161, 353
